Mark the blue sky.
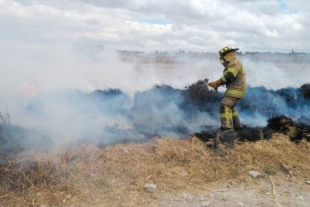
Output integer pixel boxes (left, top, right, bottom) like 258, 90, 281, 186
278, 0, 287, 10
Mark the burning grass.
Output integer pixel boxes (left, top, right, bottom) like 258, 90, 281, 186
194, 115, 310, 146
1, 134, 310, 206
301, 83, 310, 99
267, 116, 310, 143
183, 79, 220, 111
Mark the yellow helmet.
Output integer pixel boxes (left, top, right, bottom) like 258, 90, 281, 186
219, 46, 239, 57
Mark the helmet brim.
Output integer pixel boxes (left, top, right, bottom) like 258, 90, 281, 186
220, 48, 239, 57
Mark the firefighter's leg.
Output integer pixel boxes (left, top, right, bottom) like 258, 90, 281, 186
220, 104, 233, 130
219, 97, 234, 146
232, 108, 242, 130
219, 97, 240, 147
220, 96, 238, 130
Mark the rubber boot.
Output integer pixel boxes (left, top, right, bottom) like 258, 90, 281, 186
233, 115, 243, 131
219, 128, 236, 148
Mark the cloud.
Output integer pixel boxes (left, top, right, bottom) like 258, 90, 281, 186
1, 0, 309, 52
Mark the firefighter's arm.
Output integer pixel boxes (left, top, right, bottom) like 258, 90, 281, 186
208, 78, 222, 90
221, 67, 239, 83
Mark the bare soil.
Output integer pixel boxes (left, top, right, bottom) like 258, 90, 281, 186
155, 178, 310, 207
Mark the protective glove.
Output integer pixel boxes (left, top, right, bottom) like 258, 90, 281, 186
208, 79, 222, 90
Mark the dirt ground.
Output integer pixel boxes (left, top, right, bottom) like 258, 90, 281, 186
155, 178, 310, 207
77, 173, 310, 207
2, 180, 309, 207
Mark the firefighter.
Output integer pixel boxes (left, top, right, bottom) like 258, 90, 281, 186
208, 46, 247, 144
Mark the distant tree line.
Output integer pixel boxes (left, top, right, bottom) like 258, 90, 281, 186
117, 49, 309, 56
116, 49, 310, 64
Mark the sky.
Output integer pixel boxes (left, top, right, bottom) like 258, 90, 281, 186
0, 0, 309, 53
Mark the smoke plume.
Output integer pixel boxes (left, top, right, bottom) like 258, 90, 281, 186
1, 44, 310, 151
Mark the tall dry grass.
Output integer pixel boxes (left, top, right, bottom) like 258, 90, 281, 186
1, 134, 310, 206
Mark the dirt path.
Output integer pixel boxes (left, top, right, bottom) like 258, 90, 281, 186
155, 178, 310, 207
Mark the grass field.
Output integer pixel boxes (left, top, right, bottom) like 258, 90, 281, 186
1, 133, 310, 206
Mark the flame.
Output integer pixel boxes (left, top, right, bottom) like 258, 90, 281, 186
20, 82, 37, 97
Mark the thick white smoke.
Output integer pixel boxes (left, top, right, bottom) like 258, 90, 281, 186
0, 43, 309, 148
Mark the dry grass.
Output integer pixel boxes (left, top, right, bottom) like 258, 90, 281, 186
1, 134, 310, 206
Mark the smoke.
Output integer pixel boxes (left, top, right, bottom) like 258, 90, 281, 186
241, 56, 310, 89
0, 43, 310, 150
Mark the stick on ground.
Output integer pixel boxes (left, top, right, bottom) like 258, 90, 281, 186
280, 161, 296, 180
269, 176, 281, 207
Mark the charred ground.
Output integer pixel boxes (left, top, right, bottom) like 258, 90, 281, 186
1, 80, 310, 152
